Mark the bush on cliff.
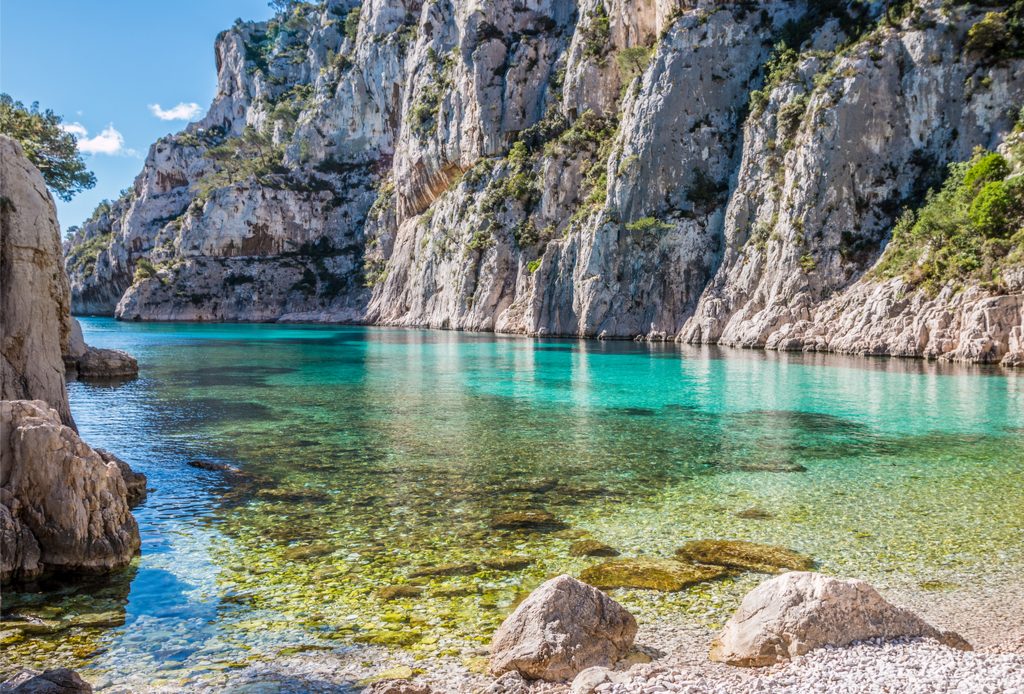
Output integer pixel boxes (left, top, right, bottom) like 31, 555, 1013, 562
0, 94, 95, 201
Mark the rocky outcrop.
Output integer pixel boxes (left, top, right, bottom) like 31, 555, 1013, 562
0, 400, 143, 584
0, 668, 92, 693
490, 574, 637, 681
710, 572, 970, 667
66, 1, 1024, 365
63, 318, 139, 380
1, 136, 74, 427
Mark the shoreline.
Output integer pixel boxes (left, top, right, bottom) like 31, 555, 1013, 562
69, 574, 1024, 693
73, 314, 1024, 371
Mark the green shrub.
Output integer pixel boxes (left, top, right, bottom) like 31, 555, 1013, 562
966, 11, 1010, 55
799, 253, 817, 273
969, 180, 1013, 237
963, 152, 1010, 191
133, 258, 157, 283
581, 4, 611, 62
527, 258, 542, 273
344, 7, 361, 42
625, 216, 672, 234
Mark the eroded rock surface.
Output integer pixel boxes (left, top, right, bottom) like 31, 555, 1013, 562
0, 400, 142, 584
490, 574, 637, 681
0, 136, 74, 427
710, 571, 970, 667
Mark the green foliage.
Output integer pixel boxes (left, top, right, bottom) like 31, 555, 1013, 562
133, 258, 157, 283
193, 126, 286, 200
625, 216, 672, 234
344, 6, 361, 42
411, 49, 457, 138
466, 229, 494, 252
582, 3, 611, 62
777, 94, 809, 139
749, 44, 799, 118
0, 94, 96, 201
799, 253, 817, 273
873, 145, 1024, 294
66, 233, 113, 274
957, 1, 1024, 61
615, 45, 654, 94
527, 258, 542, 273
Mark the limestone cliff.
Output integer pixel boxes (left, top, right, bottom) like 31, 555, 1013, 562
1, 135, 144, 585
67, 0, 1024, 364
1, 136, 75, 426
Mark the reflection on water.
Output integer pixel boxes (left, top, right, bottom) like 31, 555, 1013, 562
2, 319, 1022, 689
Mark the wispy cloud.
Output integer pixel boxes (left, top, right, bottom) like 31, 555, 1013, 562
62, 122, 135, 156
148, 102, 202, 121
60, 122, 89, 138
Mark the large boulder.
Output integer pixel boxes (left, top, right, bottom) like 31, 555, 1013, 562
0, 667, 92, 693
490, 574, 637, 681
0, 400, 142, 584
0, 135, 74, 427
710, 572, 971, 667
63, 318, 138, 381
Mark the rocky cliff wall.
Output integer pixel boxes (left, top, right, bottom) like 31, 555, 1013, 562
66, 0, 1024, 364
1, 135, 75, 426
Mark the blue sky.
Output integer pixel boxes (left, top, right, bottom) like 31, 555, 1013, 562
1, 0, 275, 231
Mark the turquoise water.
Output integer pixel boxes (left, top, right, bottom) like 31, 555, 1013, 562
2, 318, 1023, 688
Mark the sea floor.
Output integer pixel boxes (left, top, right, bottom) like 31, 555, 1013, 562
2, 320, 1022, 691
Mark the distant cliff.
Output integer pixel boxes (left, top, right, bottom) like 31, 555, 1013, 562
65, 0, 1024, 365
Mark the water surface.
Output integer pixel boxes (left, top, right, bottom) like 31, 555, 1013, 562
3, 319, 1023, 688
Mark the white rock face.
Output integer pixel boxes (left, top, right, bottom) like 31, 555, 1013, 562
0, 400, 141, 584
490, 574, 638, 681
710, 572, 970, 667
0, 136, 74, 427
66, 2, 1024, 364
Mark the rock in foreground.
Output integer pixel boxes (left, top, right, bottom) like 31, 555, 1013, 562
490, 574, 637, 681
710, 572, 970, 667
0, 135, 75, 428
0, 667, 92, 693
0, 400, 142, 584
676, 540, 814, 574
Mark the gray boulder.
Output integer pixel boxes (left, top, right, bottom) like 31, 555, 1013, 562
710, 571, 971, 667
490, 574, 637, 681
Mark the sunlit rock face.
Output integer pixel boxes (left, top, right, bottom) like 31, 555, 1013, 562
67, 0, 1024, 363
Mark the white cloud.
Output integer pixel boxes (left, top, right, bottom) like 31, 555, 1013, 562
148, 102, 203, 121
78, 125, 128, 155
60, 122, 88, 137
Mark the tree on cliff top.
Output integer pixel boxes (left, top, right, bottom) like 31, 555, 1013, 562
0, 94, 96, 201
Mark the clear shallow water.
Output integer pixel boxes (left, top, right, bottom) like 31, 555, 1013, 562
2, 319, 1023, 688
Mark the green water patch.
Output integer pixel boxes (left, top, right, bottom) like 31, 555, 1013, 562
2, 320, 1022, 687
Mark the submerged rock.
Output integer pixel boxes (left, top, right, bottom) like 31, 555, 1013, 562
675, 540, 814, 574
569, 540, 620, 558
408, 562, 478, 578
490, 511, 567, 532
710, 572, 971, 667
579, 558, 728, 592
735, 507, 773, 520
376, 585, 424, 600
0, 400, 141, 584
187, 459, 241, 473
482, 556, 533, 571
490, 574, 637, 681
0, 667, 92, 693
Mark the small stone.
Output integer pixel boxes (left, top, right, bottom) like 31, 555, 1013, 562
571, 666, 614, 694
0, 668, 93, 693
358, 665, 415, 685
569, 540, 620, 557
580, 558, 728, 592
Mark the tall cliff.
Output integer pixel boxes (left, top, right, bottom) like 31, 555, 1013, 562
66, 0, 1024, 364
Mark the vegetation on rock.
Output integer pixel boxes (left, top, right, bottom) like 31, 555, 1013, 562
0, 94, 95, 201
